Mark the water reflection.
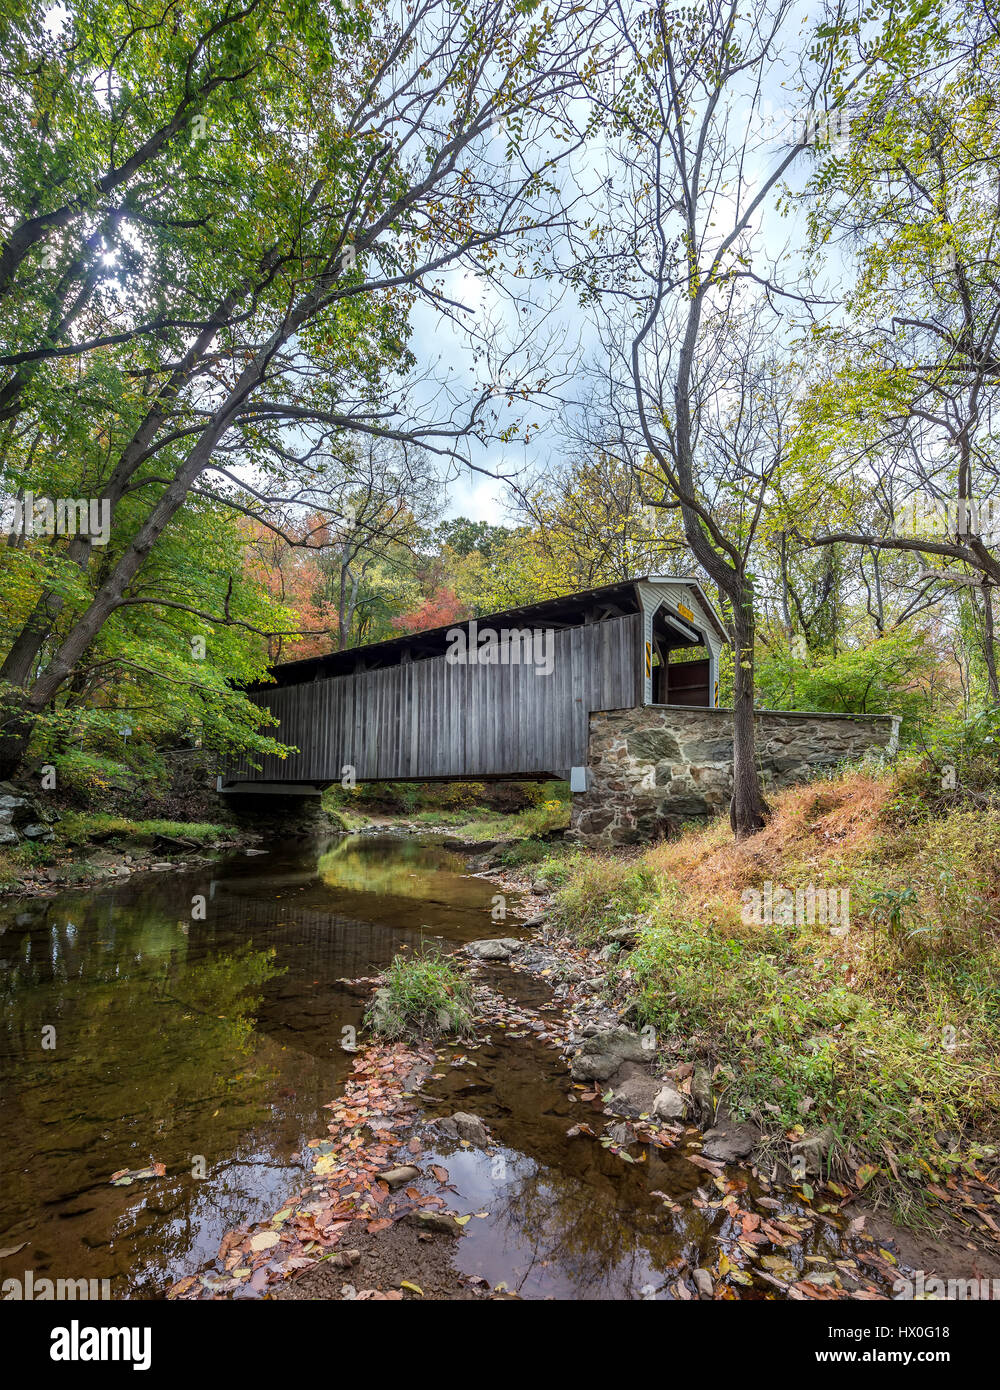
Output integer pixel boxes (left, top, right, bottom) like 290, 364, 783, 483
0, 835, 502, 1298
0, 833, 878, 1302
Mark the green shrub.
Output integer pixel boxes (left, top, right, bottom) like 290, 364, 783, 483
364, 947, 475, 1042
888, 710, 1000, 816
755, 629, 939, 737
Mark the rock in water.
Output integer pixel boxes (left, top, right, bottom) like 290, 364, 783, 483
652, 1083, 688, 1121
407, 1210, 465, 1238
435, 1112, 491, 1147
693, 1269, 714, 1298
569, 1028, 649, 1081
608, 1061, 661, 1116
701, 1120, 759, 1163
465, 938, 522, 961
377, 1165, 421, 1189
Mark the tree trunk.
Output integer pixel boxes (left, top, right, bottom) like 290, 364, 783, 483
729, 584, 769, 838
983, 583, 1000, 704
0, 706, 34, 780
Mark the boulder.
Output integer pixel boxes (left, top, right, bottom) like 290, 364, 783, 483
0, 826, 18, 846
652, 1083, 688, 1122
605, 922, 639, 946
465, 938, 522, 961
790, 1125, 837, 1177
701, 1120, 759, 1163
569, 1028, 649, 1081
608, 1061, 662, 1116
22, 824, 54, 842
0, 794, 31, 826
435, 1112, 491, 1147
88, 850, 126, 868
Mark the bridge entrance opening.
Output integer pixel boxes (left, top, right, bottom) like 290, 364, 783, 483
650, 605, 712, 706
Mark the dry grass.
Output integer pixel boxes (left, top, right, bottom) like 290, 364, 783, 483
547, 766, 1000, 1220
645, 773, 894, 894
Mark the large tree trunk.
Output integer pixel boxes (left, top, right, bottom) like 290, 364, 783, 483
983, 583, 1000, 704
0, 707, 34, 780
729, 582, 769, 838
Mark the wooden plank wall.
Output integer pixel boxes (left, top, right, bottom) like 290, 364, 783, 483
227, 612, 641, 784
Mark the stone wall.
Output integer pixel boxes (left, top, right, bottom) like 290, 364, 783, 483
570, 705, 899, 846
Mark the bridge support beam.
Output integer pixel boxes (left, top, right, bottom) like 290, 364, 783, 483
218, 779, 324, 795
219, 780, 333, 836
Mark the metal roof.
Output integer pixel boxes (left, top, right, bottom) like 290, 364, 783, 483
255, 575, 728, 688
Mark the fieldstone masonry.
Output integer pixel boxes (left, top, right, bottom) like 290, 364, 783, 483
570, 705, 900, 845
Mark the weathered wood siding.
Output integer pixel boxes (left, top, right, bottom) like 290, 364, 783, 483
227, 613, 641, 784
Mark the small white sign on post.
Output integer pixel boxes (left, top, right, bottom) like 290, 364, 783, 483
570, 765, 588, 793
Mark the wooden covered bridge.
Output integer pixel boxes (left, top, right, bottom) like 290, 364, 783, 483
221, 576, 728, 796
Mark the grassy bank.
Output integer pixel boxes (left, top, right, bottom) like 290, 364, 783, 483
546, 767, 1000, 1222
323, 779, 571, 843
0, 812, 247, 892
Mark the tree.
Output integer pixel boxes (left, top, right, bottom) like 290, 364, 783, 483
0, 0, 608, 775
516, 445, 687, 587
574, 0, 876, 836
795, 1, 1000, 696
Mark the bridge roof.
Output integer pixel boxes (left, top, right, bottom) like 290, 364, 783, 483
255, 574, 727, 689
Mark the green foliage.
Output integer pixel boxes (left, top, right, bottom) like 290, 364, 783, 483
755, 630, 938, 734
57, 813, 236, 848
364, 947, 475, 1042
323, 781, 571, 843
887, 709, 1000, 816
434, 518, 512, 560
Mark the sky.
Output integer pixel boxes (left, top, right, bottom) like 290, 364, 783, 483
403, 16, 840, 531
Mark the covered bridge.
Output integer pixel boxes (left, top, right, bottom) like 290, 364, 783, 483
221, 576, 728, 794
